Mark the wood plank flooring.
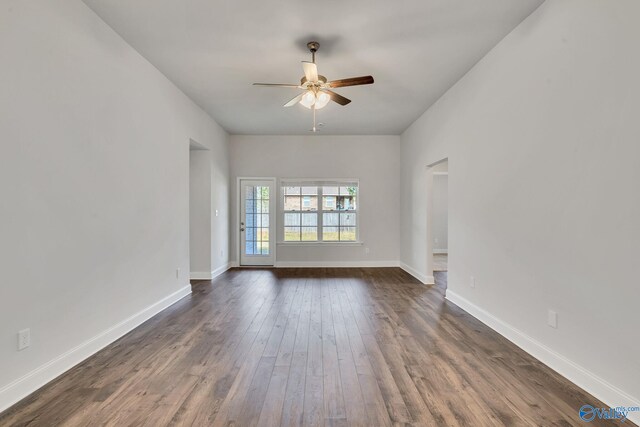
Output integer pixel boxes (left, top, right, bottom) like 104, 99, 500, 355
0, 268, 629, 426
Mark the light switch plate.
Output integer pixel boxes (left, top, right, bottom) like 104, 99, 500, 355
18, 329, 30, 351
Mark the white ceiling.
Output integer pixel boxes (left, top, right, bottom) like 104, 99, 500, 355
83, 0, 543, 135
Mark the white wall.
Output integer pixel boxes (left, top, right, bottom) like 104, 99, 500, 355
0, 0, 229, 411
230, 135, 400, 266
400, 0, 640, 418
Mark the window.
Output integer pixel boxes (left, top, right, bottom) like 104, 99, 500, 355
282, 181, 358, 242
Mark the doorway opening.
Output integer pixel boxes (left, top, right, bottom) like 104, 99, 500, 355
427, 159, 448, 289
189, 140, 212, 280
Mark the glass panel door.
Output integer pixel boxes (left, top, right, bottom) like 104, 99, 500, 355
240, 179, 275, 266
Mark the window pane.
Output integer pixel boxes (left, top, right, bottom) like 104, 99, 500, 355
284, 186, 300, 195
323, 186, 339, 195
245, 199, 256, 214
246, 227, 255, 241
258, 228, 269, 241
337, 196, 356, 211
285, 227, 301, 241
258, 186, 270, 200
246, 186, 257, 200
323, 226, 339, 241
301, 186, 317, 195
284, 213, 300, 226
302, 213, 318, 226
284, 195, 300, 211
245, 240, 257, 255
246, 213, 255, 227
301, 227, 318, 241
260, 214, 269, 228
323, 212, 339, 227
301, 196, 318, 211
260, 242, 269, 255
322, 196, 337, 211
340, 213, 356, 226
257, 199, 269, 213
347, 196, 357, 210
340, 227, 356, 241
339, 186, 356, 196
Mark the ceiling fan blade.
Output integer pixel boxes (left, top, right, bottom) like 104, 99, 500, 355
302, 61, 318, 82
253, 83, 300, 87
328, 76, 374, 88
324, 90, 351, 106
284, 93, 304, 107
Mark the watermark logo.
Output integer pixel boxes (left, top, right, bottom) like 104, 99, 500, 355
579, 404, 640, 423
579, 405, 597, 422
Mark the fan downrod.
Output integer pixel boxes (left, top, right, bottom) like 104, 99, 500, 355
307, 41, 319, 63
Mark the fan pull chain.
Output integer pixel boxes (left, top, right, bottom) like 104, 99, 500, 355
312, 104, 317, 132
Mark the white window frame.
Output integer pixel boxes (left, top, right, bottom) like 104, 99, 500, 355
279, 179, 361, 245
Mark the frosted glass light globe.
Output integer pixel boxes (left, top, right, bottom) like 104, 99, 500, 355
314, 92, 330, 109
299, 91, 316, 109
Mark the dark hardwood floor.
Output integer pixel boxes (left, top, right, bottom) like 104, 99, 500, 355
0, 268, 628, 426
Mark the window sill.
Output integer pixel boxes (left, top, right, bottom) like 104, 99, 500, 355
277, 241, 363, 247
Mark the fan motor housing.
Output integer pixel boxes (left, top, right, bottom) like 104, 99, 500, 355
300, 75, 327, 86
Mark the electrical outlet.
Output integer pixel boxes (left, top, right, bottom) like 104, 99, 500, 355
176, 268, 180, 279
470, 276, 476, 288
434, 238, 439, 244
18, 329, 30, 351
215, 209, 219, 217
364, 247, 370, 254
220, 250, 224, 258
548, 309, 558, 328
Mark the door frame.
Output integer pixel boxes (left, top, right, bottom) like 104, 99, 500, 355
189, 140, 212, 279
236, 177, 277, 266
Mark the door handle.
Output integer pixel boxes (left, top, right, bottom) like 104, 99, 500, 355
240, 227, 245, 232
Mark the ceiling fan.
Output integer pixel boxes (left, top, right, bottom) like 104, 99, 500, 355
253, 41, 374, 131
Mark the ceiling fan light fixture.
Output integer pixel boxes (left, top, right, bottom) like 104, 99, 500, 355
253, 41, 374, 129
314, 91, 330, 109
299, 90, 316, 109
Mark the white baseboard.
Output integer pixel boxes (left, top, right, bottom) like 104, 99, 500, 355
445, 290, 640, 425
191, 263, 233, 281
228, 261, 239, 268
211, 262, 232, 279
0, 285, 192, 414
433, 249, 448, 254
399, 263, 435, 285
190, 271, 212, 280
274, 260, 399, 268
